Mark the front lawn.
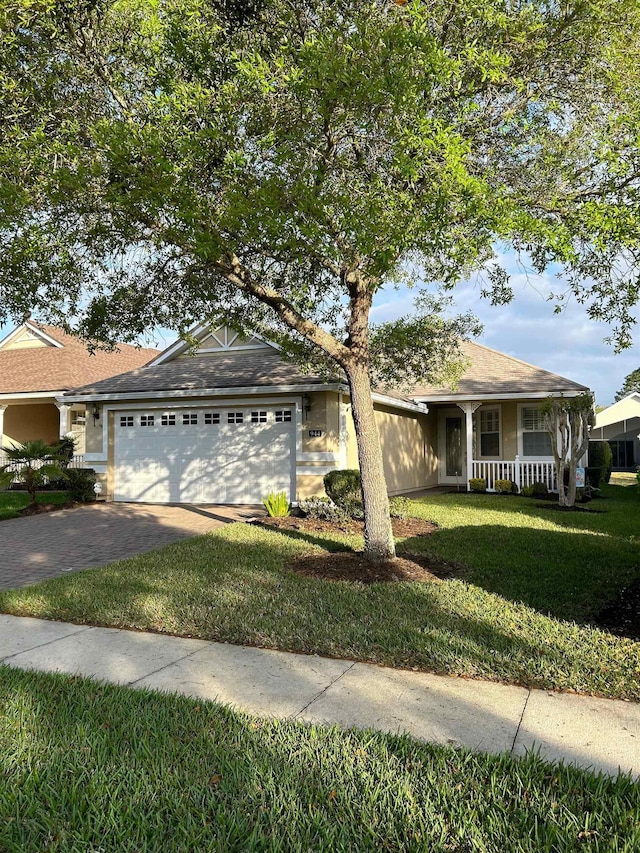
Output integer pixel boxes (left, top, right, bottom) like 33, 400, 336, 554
0, 490, 69, 521
0, 484, 638, 701
1, 667, 638, 852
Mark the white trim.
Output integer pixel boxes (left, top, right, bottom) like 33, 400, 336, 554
338, 393, 348, 469
296, 465, 336, 476
0, 322, 64, 351
61, 383, 345, 404
414, 390, 585, 403
148, 323, 279, 366
477, 404, 502, 460
196, 344, 271, 354
298, 452, 339, 462
517, 402, 555, 461
372, 393, 426, 413
0, 391, 65, 401
83, 453, 107, 463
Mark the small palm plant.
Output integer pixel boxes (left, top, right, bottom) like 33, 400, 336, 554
0, 440, 68, 506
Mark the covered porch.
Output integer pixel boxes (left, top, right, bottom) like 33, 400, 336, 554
434, 400, 558, 493
0, 395, 88, 455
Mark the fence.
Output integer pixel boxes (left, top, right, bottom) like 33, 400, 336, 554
472, 457, 557, 492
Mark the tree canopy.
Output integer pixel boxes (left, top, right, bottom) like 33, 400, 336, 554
1, 0, 640, 558
615, 367, 640, 401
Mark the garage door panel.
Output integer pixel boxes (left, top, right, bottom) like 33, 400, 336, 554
115, 408, 294, 504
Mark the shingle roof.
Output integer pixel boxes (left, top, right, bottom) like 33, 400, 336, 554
65, 336, 588, 402
408, 340, 589, 399
65, 350, 331, 396
0, 324, 160, 394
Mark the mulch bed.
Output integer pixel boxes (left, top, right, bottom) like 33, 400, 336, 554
258, 514, 467, 584
594, 578, 640, 641
259, 515, 438, 538
288, 551, 467, 584
19, 501, 75, 517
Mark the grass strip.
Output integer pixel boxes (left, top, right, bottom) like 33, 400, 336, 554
0, 666, 638, 852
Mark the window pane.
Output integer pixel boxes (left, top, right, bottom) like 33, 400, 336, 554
481, 433, 500, 457
522, 431, 552, 456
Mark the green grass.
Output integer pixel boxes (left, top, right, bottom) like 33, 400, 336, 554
0, 666, 638, 852
0, 490, 69, 520
0, 484, 638, 700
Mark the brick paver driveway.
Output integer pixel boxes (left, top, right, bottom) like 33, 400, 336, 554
0, 502, 260, 591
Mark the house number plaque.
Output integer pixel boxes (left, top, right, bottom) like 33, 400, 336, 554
308, 429, 323, 438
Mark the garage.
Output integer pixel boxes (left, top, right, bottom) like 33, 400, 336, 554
114, 405, 295, 504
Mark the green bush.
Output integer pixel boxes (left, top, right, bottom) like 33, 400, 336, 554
585, 466, 602, 488
521, 485, 534, 497
323, 469, 363, 518
530, 481, 549, 498
469, 478, 486, 493
298, 496, 348, 523
388, 496, 410, 519
588, 441, 613, 484
66, 469, 97, 503
262, 491, 291, 518
495, 478, 516, 494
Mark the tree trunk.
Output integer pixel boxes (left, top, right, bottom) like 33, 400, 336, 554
345, 361, 396, 562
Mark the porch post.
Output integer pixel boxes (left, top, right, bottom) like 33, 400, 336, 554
0, 405, 6, 446
55, 403, 71, 439
457, 402, 482, 491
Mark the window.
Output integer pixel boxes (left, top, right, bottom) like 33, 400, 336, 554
182, 413, 198, 425
521, 407, 552, 456
479, 408, 500, 457
204, 412, 220, 425
161, 414, 176, 426
140, 415, 155, 427
275, 409, 292, 423
120, 416, 134, 428
251, 410, 267, 424
228, 412, 243, 424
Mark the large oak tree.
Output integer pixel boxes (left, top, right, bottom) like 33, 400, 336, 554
1, 0, 640, 560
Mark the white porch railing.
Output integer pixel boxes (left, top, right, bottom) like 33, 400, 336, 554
472, 456, 557, 492
0, 454, 86, 482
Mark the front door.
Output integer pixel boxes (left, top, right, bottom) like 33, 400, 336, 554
438, 409, 466, 485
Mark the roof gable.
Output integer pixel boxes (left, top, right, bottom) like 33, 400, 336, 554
0, 322, 63, 351
0, 322, 160, 395
151, 324, 274, 366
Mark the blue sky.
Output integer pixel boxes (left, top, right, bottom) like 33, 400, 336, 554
1, 255, 637, 406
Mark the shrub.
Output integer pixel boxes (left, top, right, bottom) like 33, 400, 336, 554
588, 441, 613, 484
469, 478, 487, 493
521, 485, 534, 497
388, 496, 410, 519
323, 469, 363, 518
585, 466, 602, 488
530, 481, 549, 498
262, 491, 290, 518
298, 496, 348, 523
636, 467, 640, 490
66, 469, 97, 503
495, 478, 516, 494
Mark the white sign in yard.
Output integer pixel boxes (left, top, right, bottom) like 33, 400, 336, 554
576, 467, 585, 488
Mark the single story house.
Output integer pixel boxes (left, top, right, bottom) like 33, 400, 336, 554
593, 393, 640, 470
62, 324, 590, 504
0, 321, 159, 455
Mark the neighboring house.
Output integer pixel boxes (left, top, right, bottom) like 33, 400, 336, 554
62, 325, 590, 504
0, 321, 159, 454
593, 393, 640, 470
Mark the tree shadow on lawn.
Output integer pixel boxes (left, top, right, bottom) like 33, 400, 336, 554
3, 667, 637, 853
4, 532, 637, 699
401, 522, 640, 626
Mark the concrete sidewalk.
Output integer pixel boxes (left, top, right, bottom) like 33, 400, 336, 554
0, 614, 637, 780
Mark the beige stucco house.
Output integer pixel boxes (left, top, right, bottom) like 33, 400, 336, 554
62, 324, 590, 504
0, 321, 159, 455
593, 393, 640, 470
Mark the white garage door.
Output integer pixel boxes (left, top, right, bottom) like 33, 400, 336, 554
114, 406, 295, 504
